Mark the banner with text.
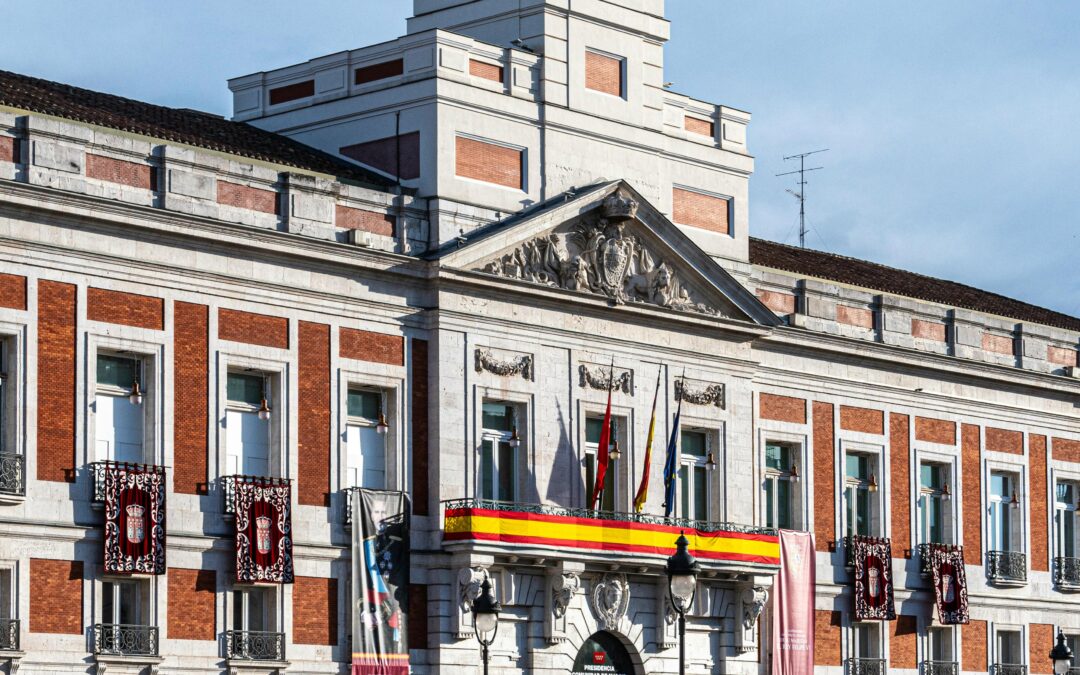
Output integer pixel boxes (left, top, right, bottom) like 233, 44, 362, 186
771, 530, 815, 675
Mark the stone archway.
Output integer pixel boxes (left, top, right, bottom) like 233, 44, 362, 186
571, 631, 641, 675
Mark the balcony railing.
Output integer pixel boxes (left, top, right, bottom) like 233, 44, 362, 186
0, 618, 18, 651
986, 550, 1027, 584
222, 475, 290, 515
0, 452, 25, 496
225, 630, 285, 661
990, 664, 1028, 675
847, 658, 887, 675
89, 461, 165, 502
921, 660, 959, 675
93, 624, 158, 656
1054, 557, 1080, 589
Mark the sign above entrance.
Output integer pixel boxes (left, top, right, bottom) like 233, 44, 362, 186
572, 632, 635, 675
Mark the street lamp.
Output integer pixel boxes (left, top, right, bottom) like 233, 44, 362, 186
473, 577, 501, 675
1050, 630, 1073, 675
666, 532, 700, 675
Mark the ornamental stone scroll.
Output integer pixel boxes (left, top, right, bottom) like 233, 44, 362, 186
674, 378, 725, 408
474, 347, 533, 380
736, 585, 769, 653
453, 566, 490, 639
579, 363, 633, 394
544, 570, 581, 644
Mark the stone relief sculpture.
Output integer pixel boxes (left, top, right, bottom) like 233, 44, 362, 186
474, 348, 533, 380
551, 572, 580, 619
478, 194, 718, 316
674, 379, 725, 408
578, 364, 632, 393
741, 586, 769, 630
591, 573, 631, 629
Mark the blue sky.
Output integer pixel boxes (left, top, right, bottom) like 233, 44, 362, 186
3, 1, 1078, 317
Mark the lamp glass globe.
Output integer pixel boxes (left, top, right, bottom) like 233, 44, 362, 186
474, 611, 498, 637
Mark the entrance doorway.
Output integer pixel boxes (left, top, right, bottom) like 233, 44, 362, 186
572, 631, 636, 675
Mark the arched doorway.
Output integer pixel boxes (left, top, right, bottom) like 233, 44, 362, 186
571, 631, 636, 675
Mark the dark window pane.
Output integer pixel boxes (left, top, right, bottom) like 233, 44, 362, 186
98, 355, 139, 389
693, 466, 707, 520
586, 417, 603, 444
227, 373, 265, 406
777, 478, 792, 529
765, 443, 789, 471
347, 389, 381, 419
482, 403, 514, 432
498, 441, 515, 501
481, 440, 494, 500
681, 430, 707, 458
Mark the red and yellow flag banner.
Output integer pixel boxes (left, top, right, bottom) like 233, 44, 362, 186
444, 501, 779, 566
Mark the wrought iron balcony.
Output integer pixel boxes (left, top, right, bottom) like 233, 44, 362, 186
847, 658, 886, 675
986, 550, 1027, 585
225, 630, 285, 661
0, 618, 18, 651
222, 475, 289, 515
0, 452, 24, 496
990, 664, 1027, 675
1054, 557, 1080, 589
92, 623, 158, 656
89, 461, 165, 502
921, 660, 958, 675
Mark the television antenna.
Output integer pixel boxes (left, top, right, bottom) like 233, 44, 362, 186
776, 149, 828, 248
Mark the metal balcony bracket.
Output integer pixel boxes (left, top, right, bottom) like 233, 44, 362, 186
986, 551, 1027, 586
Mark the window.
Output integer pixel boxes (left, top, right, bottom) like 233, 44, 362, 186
988, 472, 1020, 552
585, 416, 623, 512
763, 442, 798, 529
233, 588, 274, 633
95, 354, 145, 463
480, 402, 519, 502
845, 451, 880, 537
851, 622, 881, 659
927, 626, 954, 663
919, 463, 951, 544
1056, 481, 1079, 560
102, 579, 149, 627
1065, 635, 1079, 668
225, 372, 272, 477
345, 389, 387, 489
0, 338, 8, 454
995, 629, 1022, 665
0, 567, 11, 620
679, 430, 711, 521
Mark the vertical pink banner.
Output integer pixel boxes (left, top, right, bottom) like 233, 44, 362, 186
771, 530, 815, 675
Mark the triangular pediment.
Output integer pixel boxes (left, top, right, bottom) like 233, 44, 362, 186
437, 181, 780, 325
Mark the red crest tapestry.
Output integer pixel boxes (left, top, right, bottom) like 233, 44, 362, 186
927, 544, 969, 624
851, 535, 895, 621
234, 477, 293, 584
103, 463, 166, 574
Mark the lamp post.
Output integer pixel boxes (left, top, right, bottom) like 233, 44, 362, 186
666, 532, 700, 675
1051, 630, 1073, 675
473, 577, 501, 675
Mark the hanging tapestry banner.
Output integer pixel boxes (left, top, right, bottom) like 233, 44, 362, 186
927, 544, 969, 625
771, 530, 816, 675
352, 489, 410, 675
103, 462, 166, 575
850, 535, 896, 621
234, 476, 293, 584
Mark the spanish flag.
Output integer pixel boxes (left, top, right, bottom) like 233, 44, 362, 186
633, 368, 661, 513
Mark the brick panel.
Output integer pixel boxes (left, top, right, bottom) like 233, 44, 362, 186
412, 338, 429, 516
340, 327, 404, 366
293, 576, 338, 645
962, 424, 983, 565
1053, 437, 1080, 463
672, 187, 730, 235
1031, 435, 1048, 572
813, 402, 835, 552
1048, 345, 1078, 366
269, 79, 314, 105
755, 289, 795, 315
408, 584, 428, 650
890, 614, 918, 668
336, 205, 395, 237
0, 273, 27, 310
985, 427, 1023, 454
298, 322, 331, 507
1030, 623, 1055, 675
760, 393, 806, 425
912, 318, 947, 342
87, 287, 164, 330
0, 135, 14, 163
37, 280, 76, 482
167, 568, 216, 641
217, 181, 279, 214
813, 610, 842, 665
174, 302, 209, 495
469, 59, 504, 83
982, 332, 1014, 355
585, 50, 623, 96
355, 59, 404, 85
29, 559, 82, 634
890, 413, 912, 555
840, 405, 884, 435
962, 620, 987, 672
340, 132, 420, 180
85, 154, 153, 190
684, 116, 714, 137
836, 304, 873, 329
455, 136, 522, 189
915, 416, 955, 445
218, 308, 288, 349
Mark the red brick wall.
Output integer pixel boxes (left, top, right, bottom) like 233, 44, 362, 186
813, 402, 835, 552
985, 427, 1023, 454
585, 50, 623, 96
293, 576, 338, 645
755, 289, 796, 315
982, 332, 1014, 355
174, 302, 209, 495
218, 308, 289, 349
167, 568, 216, 640
963, 620, 987, 672
336, 205, 395, 237
298, 322, 331, 507
915, 416, 956, 445
1030, 623, 1055, 675
37, 280, 77, 482
890, 414, 911, 553
0, 136, 14, 163
269, 80, 314, 105
355, 59, 404, 85
912, 318, 947, 342
469, 59, 504, 83
340, 328, 404, 366
455, 136, 523, 189
813, 610, 842, 665
672, 187, 730, 235
412, 338, 429, 516
1030, 434, 1049, 572
29, 559, 82, 634
890, 614, 918, 668
684, 116, 714, 137
836, 305, 874, 329
760, 393, 806, 424
217, 181, 279, 214
961, 424, 983, 565
408, 584, 428, 650
87, 287, 164, 330
1053, 437, 1080, 463
340, 132, 420, 180
0, 273, 27, 309
1048, 346, 1078, 366
85, 154, 153, 189
840, 406, 884, 435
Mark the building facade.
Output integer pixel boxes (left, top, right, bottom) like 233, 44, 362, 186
0, 2, 1079, 675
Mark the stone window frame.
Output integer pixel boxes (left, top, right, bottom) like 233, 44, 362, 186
990, 622, 1027, 668
0, 558, 18, 624
85, 333, 165, 467
335, 367, 404, 495
913, 447, 960, 547
921, 621, 958, 666
983, 458, 1028, 563
216, 352, 290, 482
840, 439, 886, 539
1049, 464, 1080, 563
676, 411, 725, 523
576, 399, 634, 512
756, 428, 808, 532
0, 320, 26, 493
471, 385, 533, 504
